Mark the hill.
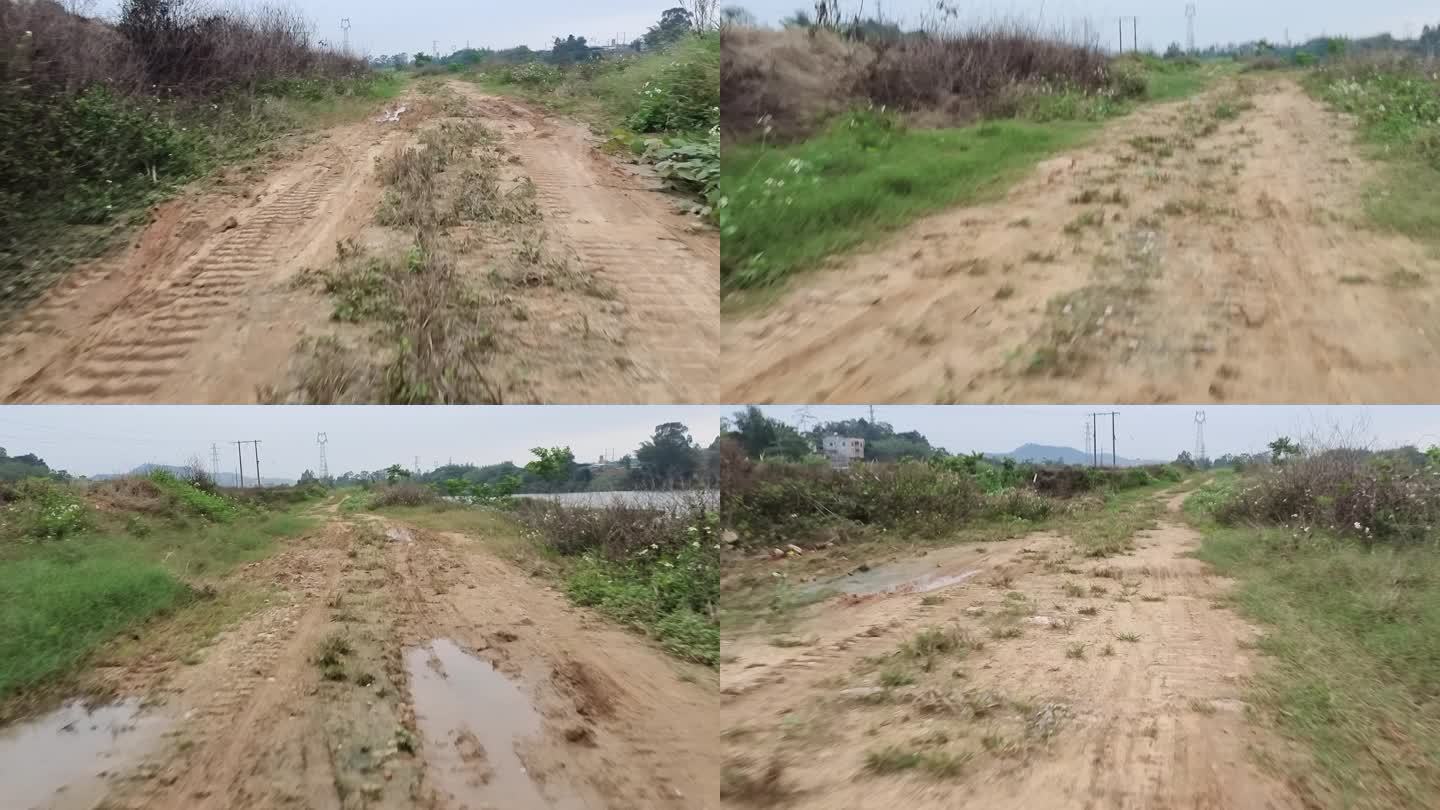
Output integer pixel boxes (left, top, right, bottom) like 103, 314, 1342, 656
990, 443, 1154, 467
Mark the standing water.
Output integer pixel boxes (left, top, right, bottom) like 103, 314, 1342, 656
404, 639, 584, 809
0, 698, 170, 810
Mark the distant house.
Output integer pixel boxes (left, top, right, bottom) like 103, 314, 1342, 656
822, 435, 865, 468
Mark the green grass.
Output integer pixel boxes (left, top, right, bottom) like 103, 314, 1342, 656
0, 507, 317, 701
566, 541, 718, 667
720, 60, 1227, 296
1193, 519, 1440, 809
1307, 64, 1440, 244
720, 114, 1098, 292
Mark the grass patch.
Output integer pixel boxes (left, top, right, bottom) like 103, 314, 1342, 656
1307, 60, 1440, 244
1194, 516, 1440, 809
721, 112, 1097, 293
0, 497, 317, 701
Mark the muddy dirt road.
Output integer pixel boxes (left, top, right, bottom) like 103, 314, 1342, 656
721, 492, 1310, 809
3, 514, 715, 810
0, 84, 717, 404
724, 74, 1440, 403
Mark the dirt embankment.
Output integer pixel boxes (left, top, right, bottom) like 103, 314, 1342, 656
16, 514, 715, 810
723, 74, 1440, 403
0, 82, 718, 404
721, 492, 1312, 809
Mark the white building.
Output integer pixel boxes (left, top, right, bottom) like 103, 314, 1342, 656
822, 435, 865, 468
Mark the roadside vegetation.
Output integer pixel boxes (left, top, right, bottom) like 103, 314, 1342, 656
718, 407, 1185, 630
0, 466, 324, 710
1185, 444, 1440, 809
719, 16, 1236, 294
0, 0, 400, 318
460, 16, 719, 212
1306, 54, 1440, 242
355, 431, 720, 666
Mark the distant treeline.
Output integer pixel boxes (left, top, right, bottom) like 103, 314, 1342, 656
325, 422, 719, 493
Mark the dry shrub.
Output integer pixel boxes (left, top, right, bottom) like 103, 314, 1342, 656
368, 482, 438, 508
1216, 451, 1440, 544
721, 459, 984, 544
512, 495, 710, 560
720, 25, 872, 139
87, 476, 170, 514
722, 21, 1116, 140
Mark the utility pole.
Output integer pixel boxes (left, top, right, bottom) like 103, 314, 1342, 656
1118, 16, 1139, 54
340, 18, 350, 53
1090, 412, 1120, 467
317, 433, 329, 482
414, 455, 421, 475
233, 440, 262, 487
233, 441, 246, 488
433, 40, 439, 60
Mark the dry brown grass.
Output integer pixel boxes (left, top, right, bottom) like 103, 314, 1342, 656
722, 22, 1116, 141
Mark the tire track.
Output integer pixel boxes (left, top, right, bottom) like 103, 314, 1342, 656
6, 166, 343, 403
450, 83, 719, 403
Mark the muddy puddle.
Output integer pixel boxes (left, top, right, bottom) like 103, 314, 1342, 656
802, 546, 988, 598
0, 698, 170, 810
405, 639, 582, 810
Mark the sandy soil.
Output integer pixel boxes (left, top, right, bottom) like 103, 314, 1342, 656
723, 74, 1440, 403
448, 86, 720, 403
721, 492, 1310, 809
33, 512, 715, 810
0, 84, 718, 404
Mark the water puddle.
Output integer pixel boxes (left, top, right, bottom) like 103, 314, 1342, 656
405, 639, 582, 810
0, 698, 170, 810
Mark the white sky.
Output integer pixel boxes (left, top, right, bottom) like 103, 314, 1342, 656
733, 1, 1438, 51
746, 405, 1440, 461
0, 406, 722, 479
87, 0, 678, 56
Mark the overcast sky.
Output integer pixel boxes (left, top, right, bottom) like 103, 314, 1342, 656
743, 405, 1440, 461
0, 406, 721, 479
87, 0, 675, 56
734, 1, 1437, 51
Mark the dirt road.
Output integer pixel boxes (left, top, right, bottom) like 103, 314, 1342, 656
721, 492, 1310, 809
0, 83, 717, 404
7, 513, 716, 809
724, 74, 1440, 403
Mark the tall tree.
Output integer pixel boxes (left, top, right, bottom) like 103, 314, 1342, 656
636, 422, 700, 484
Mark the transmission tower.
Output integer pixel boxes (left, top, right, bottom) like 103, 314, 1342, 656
1084, 419, 1093, 461
1185, 4, 1197, 54
340, 18, 351, 53
210, 443, 220, 482
317, 432, 329, 482
1194, 411, 1208, 464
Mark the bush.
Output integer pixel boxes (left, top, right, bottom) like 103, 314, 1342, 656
0, 479, 92, 541
623, 35, 720, 132
722, 460, 984, 544
1212, 451, 1440, 544
147, 470, 237, 521
559, 508, 718, 665
369, 482, 439, 508
645, 127, 719, 209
